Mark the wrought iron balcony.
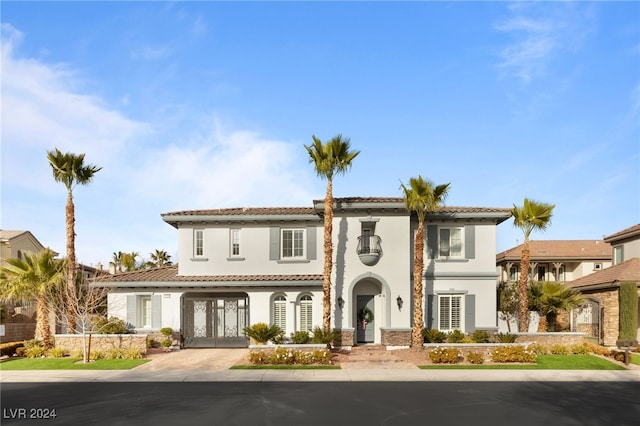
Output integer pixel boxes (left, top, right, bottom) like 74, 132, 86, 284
357, 235, 382, 266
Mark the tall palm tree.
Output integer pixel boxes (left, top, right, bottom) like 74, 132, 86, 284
47, 148, 102, 333
150, 249, 172, 268
111, 251, 124, 273
305, 134, 360, 332
529, 281, 583, 331
511, 198, 555, 332
121, 252, 139, 272
0, 249, 64, 348
401, 176, 450, 348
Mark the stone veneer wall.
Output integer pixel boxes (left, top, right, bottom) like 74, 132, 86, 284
514, 332, 586, 347
381, 328, 412, 346
579, 288, 620, 347
334, 328, 354, 347
0, 323, 36, 343
54, 334, 147, 354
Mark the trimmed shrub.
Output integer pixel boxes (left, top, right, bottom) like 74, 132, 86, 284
0, 341, 25, 357
125, 349, 143, 360
25, 346, 47, 358
147, 338, 158, 348
571, 344, 590, 355
243, 322, 283, 344
48, 347, 68, 358
423, 329, 446, 343
549, 344, 570, 355
160, 327, 173, 337
527, 343, 548, 355
291, 331, 311, 345
446, 329, 467, 343
311, 327, 338, 348
583, 342, 612, 357
471, 330, 490, 343
93, 317, 129, 334
619, 282, 639, 341
491, 346, 536, 363
466, 351, 484, 364
428, 347, 463, 364
494, 333, 517, 343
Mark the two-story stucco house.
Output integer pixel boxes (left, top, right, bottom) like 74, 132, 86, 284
99, 197, 511, 348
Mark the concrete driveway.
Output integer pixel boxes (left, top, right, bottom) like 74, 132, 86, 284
134, 348, 250, 371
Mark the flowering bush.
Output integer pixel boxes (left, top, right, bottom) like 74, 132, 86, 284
466, 351, 484, 364
248, 348, 332, 365
428, 347, 463, 364
490, 345, 536, 363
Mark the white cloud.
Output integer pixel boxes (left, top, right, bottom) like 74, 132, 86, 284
495, 3, 596, 83
130, 46, 172, 60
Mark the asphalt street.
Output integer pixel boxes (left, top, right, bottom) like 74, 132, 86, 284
2, 381, 639, 426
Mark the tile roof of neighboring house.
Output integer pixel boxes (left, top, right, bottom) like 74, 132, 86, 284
496, 240, 611, 262
568, 258, 640, 290
92, 265, 322, 288
0, 230, 29, 240
604, 224, 640, 243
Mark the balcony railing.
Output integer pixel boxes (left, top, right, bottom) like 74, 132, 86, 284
357, 235, 382, 265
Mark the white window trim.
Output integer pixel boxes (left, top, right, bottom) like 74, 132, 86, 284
272, 295, 287, 331
281, 228, 305, 260
227, 229, 245, 261
438, 227, 464, 259
139, 296, 152, 329
298, 294, 313, 332
194, 229, 205, 258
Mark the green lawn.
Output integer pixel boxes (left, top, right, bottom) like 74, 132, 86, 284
419, 355, 626, 370
631, 354, 640, 366
230, 365, 341, 370
0, 357, 149, 370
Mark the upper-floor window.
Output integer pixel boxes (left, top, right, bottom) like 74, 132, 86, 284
282, 229, 304, 259
439, 228, 462, 258
194, 229, 204, 257
230, 229, 240, 257
613, 246, 623, 265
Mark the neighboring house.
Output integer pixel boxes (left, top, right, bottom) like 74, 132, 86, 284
568, 224, 640, 346
98, 197, 511, 348
496, 240, 612, 285
0, 230, 52, 342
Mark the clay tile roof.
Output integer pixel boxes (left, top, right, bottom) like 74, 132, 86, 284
163, 207, 315, 216
496, 240, 611, 262
604, 224, 640, 243
568, 258, 640, 289
92, 265, 322, 285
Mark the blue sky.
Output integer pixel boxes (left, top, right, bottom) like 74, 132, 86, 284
2, 1, 639, 268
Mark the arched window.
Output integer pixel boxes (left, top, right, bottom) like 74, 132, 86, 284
299, 295, 313, 332
273, 295, 286, 331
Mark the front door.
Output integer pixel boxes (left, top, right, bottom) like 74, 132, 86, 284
183, 294, 249, 348
356, 295, 375, 343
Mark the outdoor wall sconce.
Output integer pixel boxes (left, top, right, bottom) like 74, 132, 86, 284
396, 295, 403, 310
337, 296, 345, 310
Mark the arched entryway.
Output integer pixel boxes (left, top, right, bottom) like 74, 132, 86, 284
182, 292, 249, 348
348, 273, 391, 345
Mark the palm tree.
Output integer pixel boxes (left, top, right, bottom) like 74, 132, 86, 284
150, 249, 172, 268
529, 281, 583, 331
511, 198, 555, 332
0, 249, 64, 348
401, 176, 450, 347
121, 252, 139, 272
111, 251, 124, 273
47, 148, 102, 333
305, 134, 360, 332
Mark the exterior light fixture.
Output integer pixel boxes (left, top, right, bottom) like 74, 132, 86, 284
337, 296, 345, 310
396, 295, 403, 310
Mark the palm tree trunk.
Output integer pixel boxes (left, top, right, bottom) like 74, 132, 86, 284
35, 294, 52, 349
412, 220, 425, 347
322, 179, 333, 332
517, 236, 530, 332
66, 189, 77, 333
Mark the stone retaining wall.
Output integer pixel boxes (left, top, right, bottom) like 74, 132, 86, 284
381, 328, 411, 346
334, 328, 354, 347
514, 332, 587, 347
54, 334, 147, 354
